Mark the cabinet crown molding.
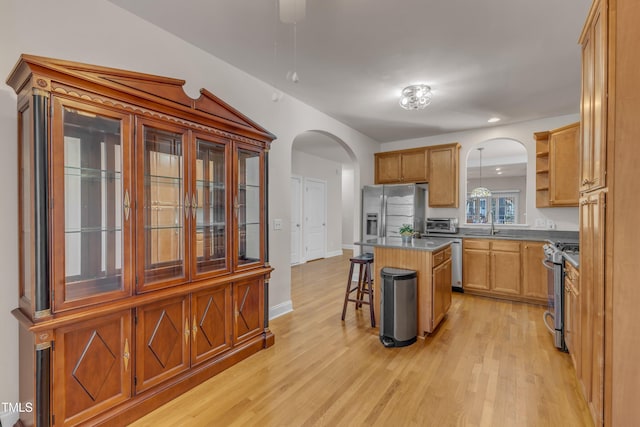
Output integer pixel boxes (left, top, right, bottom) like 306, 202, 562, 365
7, 54, 276, 143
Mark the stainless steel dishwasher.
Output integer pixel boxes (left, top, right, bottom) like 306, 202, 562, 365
450, 239, 463, 291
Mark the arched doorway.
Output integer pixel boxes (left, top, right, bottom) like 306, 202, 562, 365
290, 130, 359, 265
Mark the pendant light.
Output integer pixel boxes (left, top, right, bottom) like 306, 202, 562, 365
470, 147, 492, 198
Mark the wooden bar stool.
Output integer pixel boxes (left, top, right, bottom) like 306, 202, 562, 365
341, 254, 376, 327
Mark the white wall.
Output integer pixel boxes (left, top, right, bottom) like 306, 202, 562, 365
0, 0, 380, 404
341, 166, 356, 250
383, 114, 581, 231
291, 150, 343, 258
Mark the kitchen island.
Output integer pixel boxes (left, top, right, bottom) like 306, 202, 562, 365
355, 237, 454, 337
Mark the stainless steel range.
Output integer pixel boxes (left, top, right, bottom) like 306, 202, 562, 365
542, 241, 579, 351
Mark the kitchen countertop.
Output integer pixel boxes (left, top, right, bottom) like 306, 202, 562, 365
355, 237, 454, 252
421, 228, 579, 244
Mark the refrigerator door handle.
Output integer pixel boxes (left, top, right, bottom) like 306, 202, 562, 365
380, 195, 387, 237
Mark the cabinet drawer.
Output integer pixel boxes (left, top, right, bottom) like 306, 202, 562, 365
491, 240, 520, 252
464, 239, 490, 250
433, 245, 452, 266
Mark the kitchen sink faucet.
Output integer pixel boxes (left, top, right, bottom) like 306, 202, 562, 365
490, 211, 497, 235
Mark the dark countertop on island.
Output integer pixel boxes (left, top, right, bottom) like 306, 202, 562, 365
355, 237, 454, 252
420, 228, 579, 244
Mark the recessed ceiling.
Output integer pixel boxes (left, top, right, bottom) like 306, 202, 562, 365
108, 0, 592, 143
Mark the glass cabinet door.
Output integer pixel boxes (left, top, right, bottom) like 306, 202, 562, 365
137, 120, 188, 290
193, 136, 228, 276
52, 98, 132, 309
235, 146, 263, 268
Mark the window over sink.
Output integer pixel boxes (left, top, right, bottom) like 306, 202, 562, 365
466, 190, 520, 224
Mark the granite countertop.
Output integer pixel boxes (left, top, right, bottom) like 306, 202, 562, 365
355, 237, 454, 252
421, 228, 579, 244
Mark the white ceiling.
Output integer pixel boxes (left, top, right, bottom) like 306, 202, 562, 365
108, 0, 591, 150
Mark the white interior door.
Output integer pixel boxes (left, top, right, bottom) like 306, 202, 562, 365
304, 178, 326, 262
290, 176, 302, 265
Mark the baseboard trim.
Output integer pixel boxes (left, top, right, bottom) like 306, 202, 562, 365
325, 250, 343, 258
269, 300, 293, 320
342, 244, 357, 252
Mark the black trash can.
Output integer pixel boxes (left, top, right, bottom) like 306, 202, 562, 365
379, 267, 417, 347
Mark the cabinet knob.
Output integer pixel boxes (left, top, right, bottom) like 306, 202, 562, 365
123, 190, 131, 221
184, 318, 190, 344
192, 315, 198, 341
185, 194, 191, 219
123, 338, 130, 372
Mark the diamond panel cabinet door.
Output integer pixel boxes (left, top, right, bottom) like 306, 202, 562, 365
53, 311, 132, 426
136, 296, 189, 393
233, 278, 264, 344
192, 285, 232, 365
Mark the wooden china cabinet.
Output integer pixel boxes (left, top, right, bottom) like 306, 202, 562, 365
7, 55, 275, 426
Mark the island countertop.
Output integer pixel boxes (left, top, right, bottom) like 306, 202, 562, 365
355, 237, 454, 252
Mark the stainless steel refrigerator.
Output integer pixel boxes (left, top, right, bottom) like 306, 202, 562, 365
361, 184, 426, 254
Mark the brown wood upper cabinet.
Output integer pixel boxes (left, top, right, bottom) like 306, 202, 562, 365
580, 1, 607, 194
7, 55, 275, 426
374, 143, 460, 207
375, 147, 428, 184
535, 122, 580, 207
428, 143, 460, 207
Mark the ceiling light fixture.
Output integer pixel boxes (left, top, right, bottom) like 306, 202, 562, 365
488, 117, 501, 123
399, 84, 432, 110
470, 147, 492, 198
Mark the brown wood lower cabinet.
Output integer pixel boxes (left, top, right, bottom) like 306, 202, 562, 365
233, 278, 265, 344
192, 285, 233, 365
46, 278, 269, 426
53, 311, 132, 426
462, 240, 491, 291
463, 239, 547, 305
521, 241, 548, 301
432, 255, 452, 328
579, 190, 605, 424
372, 245, 452, 336
136, 296, 190, 393
564, 262, 581, 372
490, 241, 521, 296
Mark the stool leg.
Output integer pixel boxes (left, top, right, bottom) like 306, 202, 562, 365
341, 261, 355, 321
366, 262, 375, 327
356, 264, 365, 309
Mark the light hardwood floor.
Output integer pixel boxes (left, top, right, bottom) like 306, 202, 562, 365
131, 251, 593, 427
